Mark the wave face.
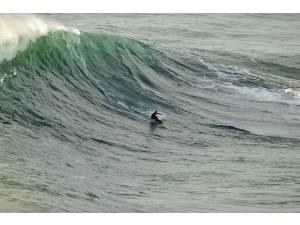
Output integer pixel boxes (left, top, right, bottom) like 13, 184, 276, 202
0, 31, 185, 129
0, 14, 300, 212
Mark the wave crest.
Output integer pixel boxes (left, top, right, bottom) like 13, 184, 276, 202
0, 14, 79, 63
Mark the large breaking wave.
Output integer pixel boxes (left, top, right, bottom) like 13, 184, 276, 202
1, 14, 300, 213
1, 15, 300, 140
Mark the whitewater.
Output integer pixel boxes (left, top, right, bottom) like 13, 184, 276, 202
0, 14, 299, 212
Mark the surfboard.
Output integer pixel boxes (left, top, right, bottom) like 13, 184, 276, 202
150, 119, 163, 125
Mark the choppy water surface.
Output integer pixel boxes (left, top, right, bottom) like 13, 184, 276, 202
0, 14, 300, 212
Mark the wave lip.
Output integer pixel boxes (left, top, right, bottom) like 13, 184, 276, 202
0, 14, 80, 63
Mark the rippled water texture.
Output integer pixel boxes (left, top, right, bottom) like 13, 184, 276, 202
0, 14, 300, 212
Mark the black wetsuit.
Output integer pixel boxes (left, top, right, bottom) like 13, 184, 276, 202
151, 112, 160, 122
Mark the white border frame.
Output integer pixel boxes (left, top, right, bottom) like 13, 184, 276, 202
0, 0, 299, 13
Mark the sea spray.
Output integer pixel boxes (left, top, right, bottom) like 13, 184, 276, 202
0, 14, 80, 62
0, 14, 300, 212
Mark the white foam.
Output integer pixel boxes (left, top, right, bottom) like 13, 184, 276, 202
116, 101, 130, 110
284, 88, 300, 98
198, 57, 237, 81
0, 68, 17, 85
157, 113, 168, 120
0, 14, 80, 63
229, 84, 300, 105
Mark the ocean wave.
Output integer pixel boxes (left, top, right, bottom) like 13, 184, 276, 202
0, 29, 184, 130
0, 14, 80, 63
0, 21, 299, 139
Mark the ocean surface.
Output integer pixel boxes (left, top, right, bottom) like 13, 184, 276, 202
0, 14, 300, 212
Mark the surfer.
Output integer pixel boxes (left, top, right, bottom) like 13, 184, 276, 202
151, 111, 162, 123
